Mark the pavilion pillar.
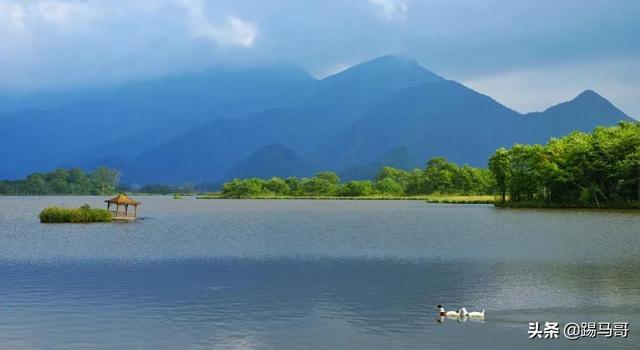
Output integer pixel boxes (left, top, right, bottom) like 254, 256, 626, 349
125, 204, 128, 217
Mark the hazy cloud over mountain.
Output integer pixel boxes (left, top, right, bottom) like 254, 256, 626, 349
0, 0, 638, 116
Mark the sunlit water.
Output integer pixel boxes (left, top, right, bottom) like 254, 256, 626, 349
1, 196, 639, 349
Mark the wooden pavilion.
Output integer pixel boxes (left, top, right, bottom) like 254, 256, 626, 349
105, 194, 141, 220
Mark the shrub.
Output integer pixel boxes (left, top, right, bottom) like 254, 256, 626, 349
301, 177, 337, 196
339, 181, 374, 197
40, 206, 112, 223
221, 178, 267, 198
374, 177, 404, 195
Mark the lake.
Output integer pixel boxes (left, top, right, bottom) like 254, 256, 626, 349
0, 196, 638, 349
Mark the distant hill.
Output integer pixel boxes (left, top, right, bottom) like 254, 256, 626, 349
0, 67, 315, 179
223, 144, 313, 180
0, 55, 633, 183
339, 146, 413, 181
123, 55, 444, 183
521, 89, 633, 143
338, 83, 633, 173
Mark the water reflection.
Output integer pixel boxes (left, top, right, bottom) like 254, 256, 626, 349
1, 259, 638, 349
0, 197, 639, 349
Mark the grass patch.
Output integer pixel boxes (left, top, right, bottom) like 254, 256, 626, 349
423, 195, 495, 204
494, 200, 640, 209
39, 204, 112, 223
196, 193, 494, 203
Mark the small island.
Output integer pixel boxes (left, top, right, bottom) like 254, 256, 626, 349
39, 194, 141, 223
40, 204, 112, 223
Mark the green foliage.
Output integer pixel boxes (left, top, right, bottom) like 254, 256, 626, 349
374, 177, 404, 195
285, 177, 301, 193
91, 167, 121, 195
221, 178, 268, 198
376, 166, 410, 191
339, 181, 374, 197
219, 157, 493, 198
265, 177, 291, 195
1, 167, 122, 195
315, 171, 340, 185
39, 205, 112, 223
423, 157, 457, 193
301, 177, 337, 196
488, 148, 510, 201
488, 122, 640, 208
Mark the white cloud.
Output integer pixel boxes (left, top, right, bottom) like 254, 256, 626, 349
0, 0, 94, 32
0, 0, 261, 91
369, 0, 408, 21
179, 0, 258, 47
35, 0, 93, 28
0, 1, 26, 32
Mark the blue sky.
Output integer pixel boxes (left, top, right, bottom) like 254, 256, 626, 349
1, 0, 639, 117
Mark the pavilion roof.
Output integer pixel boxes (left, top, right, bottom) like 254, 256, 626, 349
104, 194, 140, 205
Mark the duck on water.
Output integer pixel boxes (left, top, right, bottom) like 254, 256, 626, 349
436, 305, 485, 319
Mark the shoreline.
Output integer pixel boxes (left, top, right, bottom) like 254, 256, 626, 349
7, 194, 640, 210
196, 195, 495, 204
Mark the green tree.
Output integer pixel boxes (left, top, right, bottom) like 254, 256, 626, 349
285, 177, 301, 195
68, 168, 92, 194
489, 148, 510, 201
374, 177, 404, 195
221, 178, 266, 198
91, 167, 120, 195
376, 166, 410, 189
339, 181, 374, 197
301, 177, 336, 196
405, 169, 427, 195
423, 157, 458, 193
24, 174, 47, 194
265, 177, 290, 195
315, 171, 340, 185
488, 122, 640, 208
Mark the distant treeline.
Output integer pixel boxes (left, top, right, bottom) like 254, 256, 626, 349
134, 183, 215, 195
489, 122, 640, 208
0, 167, 212, 195
0, 167, 122, 195
6, 122, 638, 208
221, 157, 495, 198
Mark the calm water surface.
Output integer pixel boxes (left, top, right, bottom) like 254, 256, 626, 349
0, 196, 639, 349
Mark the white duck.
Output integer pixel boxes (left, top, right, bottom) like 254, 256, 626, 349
435, 305, 460, 317
458, 307, 485, 319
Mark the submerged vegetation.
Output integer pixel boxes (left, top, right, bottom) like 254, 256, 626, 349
218, 157, 494, 199
39, 204, 112, 223
489, 122, 640, 208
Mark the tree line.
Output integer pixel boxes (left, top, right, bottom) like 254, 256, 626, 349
5, 122, 637, 207
489, 122, 640, 208
221, 157, 495, 198
0, 167, 122, 195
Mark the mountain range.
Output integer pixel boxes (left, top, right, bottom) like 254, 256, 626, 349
0, 55, 633, 185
